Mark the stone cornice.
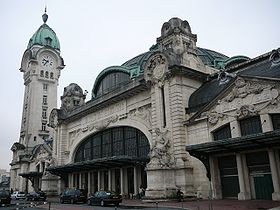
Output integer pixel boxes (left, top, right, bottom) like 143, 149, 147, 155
59, 76, 149, 124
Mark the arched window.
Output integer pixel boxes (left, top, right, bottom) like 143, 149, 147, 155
45, 71, 49, 78
96, 72, 130, 97
74, 127, 150, 162
50, 72, 54, 79
40, 70, 44, 77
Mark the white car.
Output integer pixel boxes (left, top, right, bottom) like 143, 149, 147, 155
11, 191, 26, 200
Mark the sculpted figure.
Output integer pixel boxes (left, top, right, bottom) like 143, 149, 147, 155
148, 128, 174, 168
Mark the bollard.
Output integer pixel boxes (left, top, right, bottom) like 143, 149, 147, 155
115, 205, 117, 210
49, 201, 51, 210
156, 202, 158, 209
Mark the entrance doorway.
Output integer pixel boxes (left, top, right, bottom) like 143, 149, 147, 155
247, 152, 273, 200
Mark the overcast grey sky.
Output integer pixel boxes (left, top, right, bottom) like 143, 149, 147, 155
0, 0, 279, 171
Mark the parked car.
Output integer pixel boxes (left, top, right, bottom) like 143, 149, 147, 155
11, 191, 26, 200
60, 189, 87, 204
87, 191, 122, 206
0, 190, 11, 205
26, 191, 47, 201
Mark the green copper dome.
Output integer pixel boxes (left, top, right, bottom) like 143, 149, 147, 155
27, 12, 60, 50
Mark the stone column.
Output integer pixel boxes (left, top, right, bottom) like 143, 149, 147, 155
268, 149, 280, 200
88, 172, 91, 195
111, 169, 116, 192
260, 114, 273, 132
209, 156, 222, 199
120, 168, 124, 196
98, 171, 101, 191
236, 154, 250, 200
242, 154, 251, 196
133, 166, 138, 196
230, 120, 241, 138
68, 174, 71, 188
108, 169, 112, 191
79, 173, 82, 189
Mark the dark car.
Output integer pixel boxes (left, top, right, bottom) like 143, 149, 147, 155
88, 191, 122, 206
0, 190, 11, 206
60, 189, 87, 204
26, 191, 47, 201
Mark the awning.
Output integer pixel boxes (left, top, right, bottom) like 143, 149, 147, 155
186, 130, 280, 156
47, 155, 149, 176
19, 171, 43, 178
185, 130, 280, 181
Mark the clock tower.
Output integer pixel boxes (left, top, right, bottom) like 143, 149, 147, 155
10, 10, 65, 192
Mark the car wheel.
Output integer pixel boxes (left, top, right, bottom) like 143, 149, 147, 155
100, 200, 104, 206
60, 198, 64, 204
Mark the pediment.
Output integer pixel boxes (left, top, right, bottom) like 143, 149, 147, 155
193, 77, 280, 125
32, 144, 52, 160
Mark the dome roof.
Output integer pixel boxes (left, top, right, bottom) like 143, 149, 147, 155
197, 47, 228, 67
27, 12, 60, 50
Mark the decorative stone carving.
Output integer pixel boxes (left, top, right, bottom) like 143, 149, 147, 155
94, 115, 119, 131
147, 128, 175, 168
236, 105, 257, 118
145, 54, 168, 85
49, 109, 58, 128
270, 48, 280, 66
128, 105, 152, 128
61, 83, 86, 112
69, 115, 119, 146
204, 78, 280, 125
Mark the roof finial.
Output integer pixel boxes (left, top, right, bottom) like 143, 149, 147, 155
42, 6, 48, 23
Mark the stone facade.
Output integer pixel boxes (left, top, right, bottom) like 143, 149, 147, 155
11, 14, 279, 201
10, 12, 64, 194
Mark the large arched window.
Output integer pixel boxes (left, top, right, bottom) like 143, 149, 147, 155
96, 72, 130, 97
74, 127, 150, 162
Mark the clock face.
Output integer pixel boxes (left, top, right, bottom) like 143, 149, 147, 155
40, 54, 55, 69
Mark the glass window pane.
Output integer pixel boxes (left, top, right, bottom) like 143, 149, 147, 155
213, 124, 231, 141
102, 130, 112, 157
113, 128, 124, 156
240, 116, 262, 136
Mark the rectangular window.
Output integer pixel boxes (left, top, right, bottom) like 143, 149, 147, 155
92, 135, 101, 159
213, 124, 231, 141
42, 122, 46, 131
43, 84, 48, 91
102, 130, 112, 157
113, 128, 124, 156
240, 116, 262, 136
43, 95, 47, 105
125, 127, 137, 156
271, 114, 280, 130
84, 141, 92, 160
42, 108, 47, 119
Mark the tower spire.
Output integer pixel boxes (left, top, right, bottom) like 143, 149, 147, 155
42, 6, 48, 23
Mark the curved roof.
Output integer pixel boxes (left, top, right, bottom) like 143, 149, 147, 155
197, 47, 228, 67
188, 77, 233, 113
27, 13, 60, 50
91, 47, 230, 99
